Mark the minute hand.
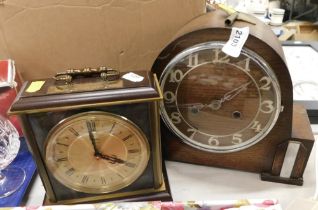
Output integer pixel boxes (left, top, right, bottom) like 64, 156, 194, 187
221, 81, 252, 103
86, 121, 99, 156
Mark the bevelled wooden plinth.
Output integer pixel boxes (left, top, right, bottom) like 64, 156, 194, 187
261, 104, 315, 185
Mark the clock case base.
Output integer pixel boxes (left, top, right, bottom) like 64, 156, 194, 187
43, 170, 172, 205
260, 104, 314, 185
163, 104, 314, 186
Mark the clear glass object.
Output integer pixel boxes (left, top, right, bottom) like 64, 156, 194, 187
0, 115, 25, 198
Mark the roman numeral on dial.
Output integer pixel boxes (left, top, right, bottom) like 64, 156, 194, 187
69, 128, 79, 137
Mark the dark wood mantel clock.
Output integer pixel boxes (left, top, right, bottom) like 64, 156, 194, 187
9, 68, 171, 204
152, 9, 315, 185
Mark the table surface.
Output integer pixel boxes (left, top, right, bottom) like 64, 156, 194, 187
20, 125, 318, 209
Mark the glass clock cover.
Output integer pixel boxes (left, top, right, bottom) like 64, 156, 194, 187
160, 42, 281, 153
45, 111, 150, 194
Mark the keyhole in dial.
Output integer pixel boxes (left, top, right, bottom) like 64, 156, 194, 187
232, 111, 242, 119
191, 106, 199, 114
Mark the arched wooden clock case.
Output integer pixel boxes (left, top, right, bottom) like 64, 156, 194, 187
152, 10, 314, 185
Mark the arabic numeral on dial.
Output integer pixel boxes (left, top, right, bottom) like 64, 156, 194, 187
213, 49, 230, 63
187, 128, 197, 139
259, 76, 271, 91
208, 137, 220, 146
164, 91, 176, 103
169, 69, 184, 83
170, 112, 182, 124
251, 121, 262, 132
260, 100, 275, 114
187, 53, 199, 67
232, 134, 243, 144
236, 57, 250, 72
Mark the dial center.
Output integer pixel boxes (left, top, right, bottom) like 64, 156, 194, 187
67, 134, 126, 173
176, 62, 260, 136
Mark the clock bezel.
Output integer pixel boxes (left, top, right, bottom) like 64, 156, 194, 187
44, 111, 151, 194
159, 41, 282, 153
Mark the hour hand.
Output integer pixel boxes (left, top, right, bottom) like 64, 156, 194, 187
86, 120, 99, 156
167, 103, 205, 113
207, 81, 252, 111
98, 153, 126, 164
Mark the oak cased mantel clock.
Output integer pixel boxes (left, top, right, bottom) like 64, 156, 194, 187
9, 68, 171, 204
152, 10, 315, 185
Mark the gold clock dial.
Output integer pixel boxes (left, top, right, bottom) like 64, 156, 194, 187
44, 112, 150, 194
160, 42, 281, 153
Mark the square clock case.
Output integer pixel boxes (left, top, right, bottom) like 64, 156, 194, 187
9, 68, 171, 204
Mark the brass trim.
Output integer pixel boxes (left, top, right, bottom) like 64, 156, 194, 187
50, 177, 167, 205
9, 96, 162, 115
54, 67, 119, 83
151, 73, 164, 188
153, 73, 164, 99
150, 101, 163, 188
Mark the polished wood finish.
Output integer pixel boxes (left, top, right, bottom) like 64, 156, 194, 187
261, 104, 315, 185
152, 10, 314, 184
10, 71, 159, 113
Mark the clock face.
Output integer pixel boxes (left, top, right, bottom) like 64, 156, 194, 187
44, 111, 150, 194
160, 42, 281, 153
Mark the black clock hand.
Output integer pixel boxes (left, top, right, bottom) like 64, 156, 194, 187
167, 103, 205, 113
97, 153, 126, 164
166, 82, 251, 112
86, 121, 99, 156
167, 103, 205, 109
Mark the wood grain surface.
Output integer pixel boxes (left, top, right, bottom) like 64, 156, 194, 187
152, 9, 313, 184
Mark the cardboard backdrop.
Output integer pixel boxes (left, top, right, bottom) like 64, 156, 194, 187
0, 0, 206, 80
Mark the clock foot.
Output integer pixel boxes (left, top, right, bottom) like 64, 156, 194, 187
260, 104, 315, 186
260, 173, 303, 186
